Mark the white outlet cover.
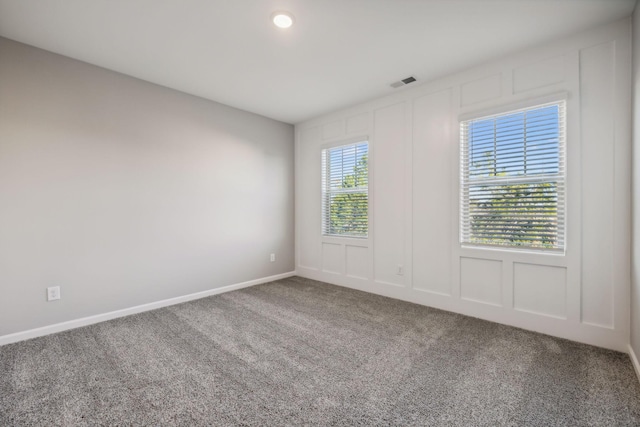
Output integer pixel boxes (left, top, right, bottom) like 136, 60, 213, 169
47, 286, 61, 301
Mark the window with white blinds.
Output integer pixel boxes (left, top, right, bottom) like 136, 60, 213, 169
322, 141, 369, 238
460, 101, 566, 251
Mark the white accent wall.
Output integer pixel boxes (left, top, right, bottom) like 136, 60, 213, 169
295, 19, 632, 351
0, 38, 295, 338
631, 3, 640, 361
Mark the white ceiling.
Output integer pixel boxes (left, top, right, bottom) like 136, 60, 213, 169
0, 0, 635, 124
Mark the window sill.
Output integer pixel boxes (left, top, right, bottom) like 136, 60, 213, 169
321, 235, 370, 247
460, 244, 565, 257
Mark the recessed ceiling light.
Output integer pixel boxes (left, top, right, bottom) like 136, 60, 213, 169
272, 11, 294, 29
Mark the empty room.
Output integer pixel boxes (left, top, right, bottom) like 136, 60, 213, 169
3, 0, 640, 425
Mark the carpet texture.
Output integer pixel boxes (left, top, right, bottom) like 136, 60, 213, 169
1, 276, 640, 426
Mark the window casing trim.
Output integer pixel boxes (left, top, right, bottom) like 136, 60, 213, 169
321, 138, 370, 239
458, 91, 568, 123
459, 98, 567, 253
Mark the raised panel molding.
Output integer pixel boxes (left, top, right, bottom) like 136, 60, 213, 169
346, 245, 369, 280
460, 257, 502, 306
460, 74, 502, 106
513, 55, 565, 93
580, 41, 615, 329
373, 102, 406, 287
346, 113, 369, 134
298, 143, 321, 270
412, 89, 452, 295
514, 263, 567, 319
322, 120, 344, 140
321, 242, 343, 274
301, 126, 320, 144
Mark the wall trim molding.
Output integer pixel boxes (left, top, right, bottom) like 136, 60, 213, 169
298, 267, 628, 352
0, 271, 296, 347
629, 344, 640, 385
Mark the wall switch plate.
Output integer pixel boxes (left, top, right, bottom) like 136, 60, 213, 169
47, 286, 61, 301
270, 253, 276, 262
396, 265, 404, 276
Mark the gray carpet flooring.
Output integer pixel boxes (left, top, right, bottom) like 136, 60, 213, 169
2, 276, 640, 426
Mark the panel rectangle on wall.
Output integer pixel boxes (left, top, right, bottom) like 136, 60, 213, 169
322, 242, 343, 274
322, 120, 343, 140
580, 41, 615, 328
346, 245, 369, 279
412, 89, 452, 295
460, 74, 501, 106
514, 263, 567, 319
460, 257, 502, 306
513, 55, 565, 93
346, 113, 369, 134
373, 102, 406, 286
301, 126, 321, 145
298, 127, 322, 270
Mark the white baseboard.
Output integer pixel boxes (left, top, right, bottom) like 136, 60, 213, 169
629, 344, 640, 385
0, 271, 296, 347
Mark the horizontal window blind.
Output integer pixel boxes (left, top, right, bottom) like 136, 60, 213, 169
322, 142, 369, 238
460, 101, 566, 251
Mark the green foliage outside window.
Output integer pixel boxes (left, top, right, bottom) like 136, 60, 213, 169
325, 153, 368, 237
468, 180, 559, 249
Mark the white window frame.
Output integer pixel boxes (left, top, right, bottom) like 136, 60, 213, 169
321, 139, 369, 239
459, 98, 567, 252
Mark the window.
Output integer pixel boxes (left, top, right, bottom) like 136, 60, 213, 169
322, 141, 369, 238
460, 101, 566, 251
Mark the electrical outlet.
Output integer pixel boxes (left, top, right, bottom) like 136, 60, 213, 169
47, 286, 61, 301
396, 265, 404, 276
270, 253, 276, 262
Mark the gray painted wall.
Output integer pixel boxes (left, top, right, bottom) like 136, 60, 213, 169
0, 37, 295, 336
633, 4, 640, 357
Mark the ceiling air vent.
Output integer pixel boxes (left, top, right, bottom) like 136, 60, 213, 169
390, 76, 417, 88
